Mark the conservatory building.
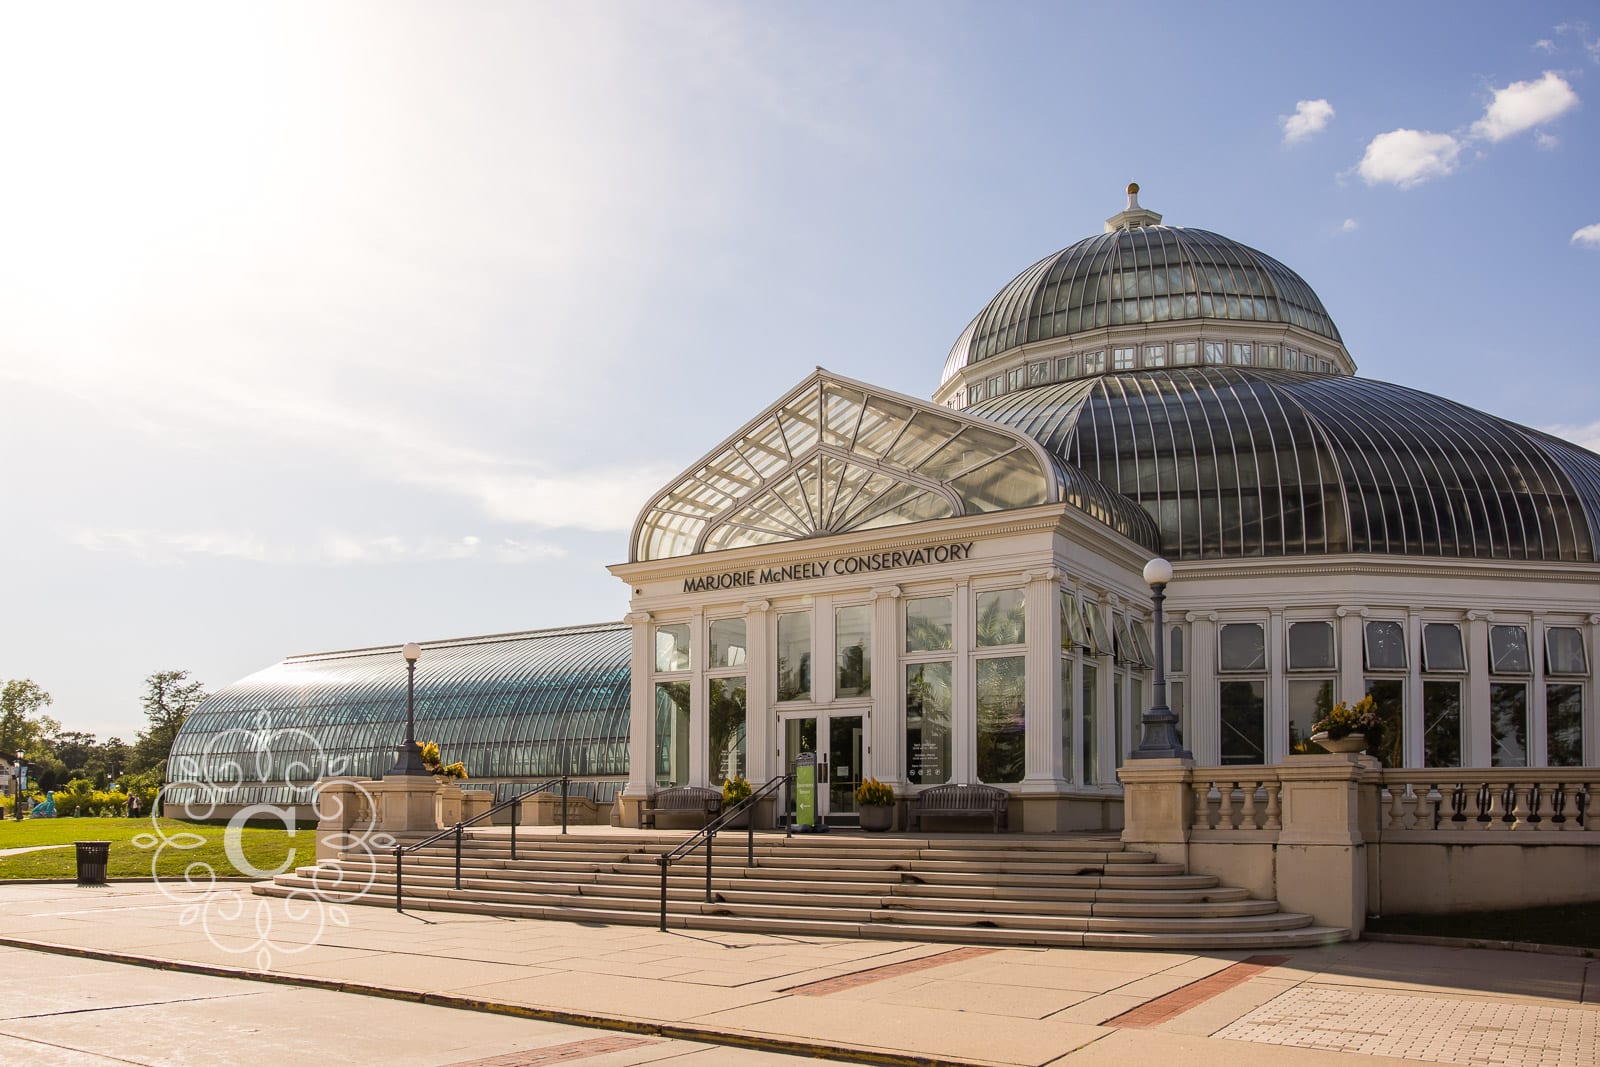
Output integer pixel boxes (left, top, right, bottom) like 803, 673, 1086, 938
607, 185, 1600, 831
172, 186, 1600, 831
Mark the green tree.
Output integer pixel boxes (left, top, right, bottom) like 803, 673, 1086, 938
0, 679, 60, 761
85, 736, 131, 787
131, 670, 207, 776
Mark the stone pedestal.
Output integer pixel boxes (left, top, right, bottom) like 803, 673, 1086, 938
1275, 753, 1367, 935
1117, 759, 1193, 866
373, 774, 446, 833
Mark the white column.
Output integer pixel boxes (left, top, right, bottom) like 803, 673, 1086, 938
1587, 614, 1600, 767
1187, 612, 1218, 765
869, 585, 902, 788
1096, 597, 1117, 785
953, 578, 973, 784
1405, 610, 1424, 768
743, 600, 772, 783
814, 592, 836, 706
1529, 617, 1547, 767
1465, 612, 1491, 767
624, 611, 654, 799
688, 606, 707, 786
1023, 567, 1060, 785
1337, 609, 1365, 705
1267, 609, 1287, 763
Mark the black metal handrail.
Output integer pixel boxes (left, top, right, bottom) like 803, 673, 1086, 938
656, 773, 792, 932
394, 775, 570, 912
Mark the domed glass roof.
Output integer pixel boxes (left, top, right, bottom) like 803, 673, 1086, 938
971, 368, 1600, 563
943, 224, 1343, 385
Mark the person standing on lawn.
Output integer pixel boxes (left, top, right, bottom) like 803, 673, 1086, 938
129, 792, 141, 818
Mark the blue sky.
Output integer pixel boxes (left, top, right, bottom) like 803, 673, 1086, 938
1, 2, 1597, 741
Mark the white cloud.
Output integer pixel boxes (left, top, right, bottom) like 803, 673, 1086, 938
1340, 218, 1359, 233
1533, 39, 1556, 53
69, 528, 566, 565
1536, 131, 1560, 150
1356, 129, 1462, 188
1281, 98, 1335, 143
1542, 421, 1600, 453
1571, 223, 1600, 248
1470, 71, 1579, 142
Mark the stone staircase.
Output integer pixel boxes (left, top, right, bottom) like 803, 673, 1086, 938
255, 830, 1349, 949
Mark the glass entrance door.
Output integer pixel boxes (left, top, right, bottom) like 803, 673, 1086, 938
783, 714, 865, 822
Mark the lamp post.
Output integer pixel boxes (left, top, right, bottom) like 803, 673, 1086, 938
13, 752, 26, 821
387, 642, 430, 776
1130, 558, 1193, 760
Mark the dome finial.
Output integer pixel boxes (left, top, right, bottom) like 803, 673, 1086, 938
1106, 182, 1161, 233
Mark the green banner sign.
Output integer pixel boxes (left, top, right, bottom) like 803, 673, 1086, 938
795, 752, 816, 828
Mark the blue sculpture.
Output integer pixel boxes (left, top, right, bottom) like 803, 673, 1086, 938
29, 792, 56, 818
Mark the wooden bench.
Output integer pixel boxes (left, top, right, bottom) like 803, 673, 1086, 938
640, 786, 723, 830
911, 783, 1008, 832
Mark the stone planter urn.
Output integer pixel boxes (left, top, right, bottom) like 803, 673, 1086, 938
859, 804, 894, 832
1312, 731, 1366, 754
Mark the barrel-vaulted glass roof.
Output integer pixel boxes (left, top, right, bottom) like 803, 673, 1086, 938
167, 623, 630, 807
942, 226, 1343, 386
972, 368, 1600, 562
632, 369, 1157, 561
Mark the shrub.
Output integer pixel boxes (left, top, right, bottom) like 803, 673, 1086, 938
1312, 695, 1384, 743
855, 777, 895, 807
722, 775, 752, 804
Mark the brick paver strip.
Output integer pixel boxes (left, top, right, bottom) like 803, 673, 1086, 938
784, 947, 999, 996
439, 1035, 657, 1067
1105, 954, 1290, 1029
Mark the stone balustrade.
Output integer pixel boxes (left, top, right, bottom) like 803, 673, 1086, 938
1374, 769, 1595, 834
1189, 773, 1283, 834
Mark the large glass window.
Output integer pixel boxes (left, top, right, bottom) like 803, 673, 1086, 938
1062, 590, 1090, 651
1547, 684, 1584, 766
906, 596, 953, 652
976, 588, 1026, 647
976, 657, 1025, 783
1172, 341, 1197, 365
655, 624, 690, 672
1364, 621, 1408, 671
1112, 346, 1136, 370
1489, 682, 1527, 767
1422, 623, 1465, 672
1288, 622, 1335, 671
905, 663, 951, 785
1288, 679, 1334, 754
1084, 601, 1114, 657
1219, 623, 1266, 672
1365, 678, 1405, 767
777, 612, 811, 702
1231, 342, 1253, 365
834, 605, 871, 698
709, 619, 746, 669
708, 677, 747, 781
1546, 627, 1588, 675
1144, 344, 1166, 367
1204, 341, 1226, 365
1489, 625, 1530, 674
1220, 681, 1266, 764
1423, 680, 1462, 767
654, 682, 691, 787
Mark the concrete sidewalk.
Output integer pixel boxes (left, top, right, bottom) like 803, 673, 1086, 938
0, 881, 1595, 1067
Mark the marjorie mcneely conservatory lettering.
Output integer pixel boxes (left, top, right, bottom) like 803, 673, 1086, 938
681, 542, 976, 593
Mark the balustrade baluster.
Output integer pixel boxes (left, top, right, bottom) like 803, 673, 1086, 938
1217, 782, 1237, 830
1263, 779, 1281, 830
1508, 783, 1529, 828
1191, 782, 1211, 830
1239, 781, 1260, 829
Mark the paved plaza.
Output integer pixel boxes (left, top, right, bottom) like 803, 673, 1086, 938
0, 880, 1595, 1066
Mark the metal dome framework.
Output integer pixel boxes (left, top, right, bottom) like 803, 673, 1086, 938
168, 623, 632, 806
943, 226, 1345, 387
973, 368, 1600, 562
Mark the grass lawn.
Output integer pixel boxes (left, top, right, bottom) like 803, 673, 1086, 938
0, 818, 312, 881
1367, 902, 1600, 951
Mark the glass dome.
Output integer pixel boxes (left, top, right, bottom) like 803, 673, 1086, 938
942, 222, 1343, 387
972, 368, 1600, 563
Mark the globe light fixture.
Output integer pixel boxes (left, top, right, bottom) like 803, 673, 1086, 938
387, 642, 431, 776
1130, 558, 1192, 760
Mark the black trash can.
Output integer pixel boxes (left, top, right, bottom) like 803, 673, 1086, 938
74, 840, 110, 886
